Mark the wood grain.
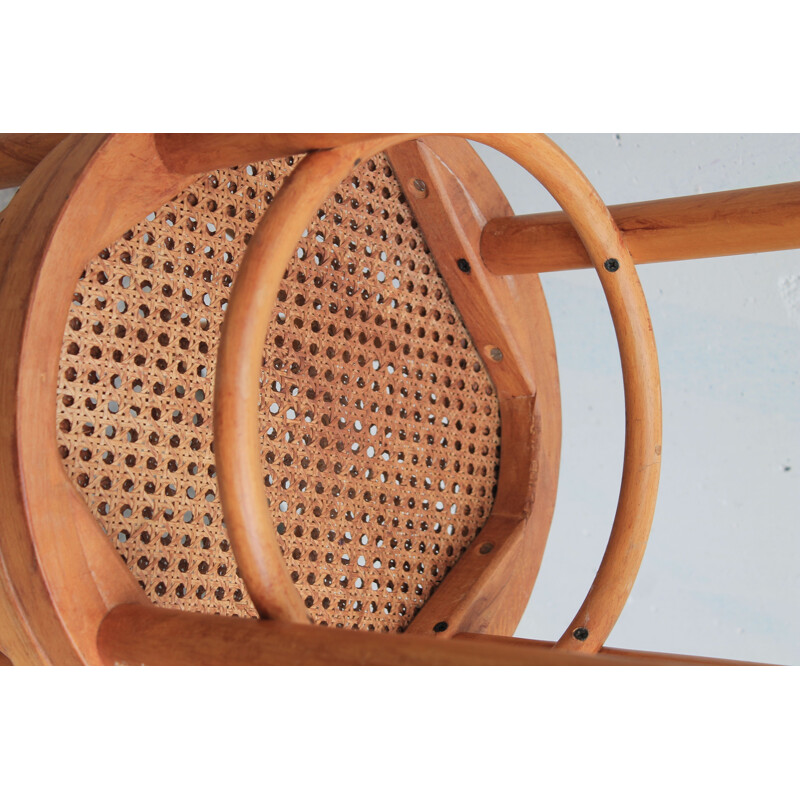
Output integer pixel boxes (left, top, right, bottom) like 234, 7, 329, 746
2, 132, 664, 664
0, 133, 68, 189
154, 133, 386, 175
481, 182, 800, 273
453, 632, 765, 666
215, 136, 412, 623
214, 135, 561, 633
98, 603, 721, 665
464, 134, 662, 652
0, 134, 189, 664
214, 133, 660, 652
387, 138, 560, 637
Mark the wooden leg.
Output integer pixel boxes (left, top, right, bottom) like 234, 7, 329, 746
96, 604, 760, 666
480, 182, 800, 274
453, 633, 764, 666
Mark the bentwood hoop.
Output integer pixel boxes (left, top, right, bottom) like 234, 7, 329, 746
214, 133, 662, 653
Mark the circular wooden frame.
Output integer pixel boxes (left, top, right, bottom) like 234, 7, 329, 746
0, 132, 658, 664
215, 133, 662, 653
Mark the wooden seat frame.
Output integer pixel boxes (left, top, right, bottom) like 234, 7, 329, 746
0, 133, 777, 665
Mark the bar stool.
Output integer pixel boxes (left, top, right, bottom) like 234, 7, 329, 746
1, 133, 781, 664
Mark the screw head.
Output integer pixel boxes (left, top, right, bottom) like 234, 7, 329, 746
573, 627, 589, 641
604, 258, 620, 272
412, 178, 427, 193
433, 621, 449, 633
489, 347, 503, 362
479, 542, 494, 554
457, 258, 471, 274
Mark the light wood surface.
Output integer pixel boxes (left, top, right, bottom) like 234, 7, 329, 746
97, 603, 742, 665
214, 136, 411, 624
2, 133, 402, 662
453, 632, 764, 666
386, 138, 560, 637
214, 133, 660, 653
154, 133, 386, 175
1, 132, 558, 661
213, 134, 558, 630
0, 133, 68, 189
468, 135, 661, 653
0, 134, 189, 664
481, 181, 800, 273
1, 132, 669, 664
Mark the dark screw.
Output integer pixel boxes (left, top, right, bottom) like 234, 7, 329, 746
433, 621, 449, 633
489, 347, 503, 362
573, 627, 589, 641
479, 542, 494, 554
604, 258, 620, 272
412, 178, 427, 193
457, 258, 471, 274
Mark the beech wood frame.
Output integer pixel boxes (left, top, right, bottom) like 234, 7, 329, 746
0, 133, 772, 666
481, 181, 800, 274
214, 133, 662, 656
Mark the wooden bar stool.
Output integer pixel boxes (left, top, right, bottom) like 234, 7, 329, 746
0, 133, 779, 665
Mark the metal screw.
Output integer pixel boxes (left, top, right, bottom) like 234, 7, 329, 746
457, 258, 471, 274
479, 542, 494, 554
573, 627, 589, 641
489, 347, 503, 362
604, 258, 620, 272
433, 621, 449, 633
412, 178, 427, 193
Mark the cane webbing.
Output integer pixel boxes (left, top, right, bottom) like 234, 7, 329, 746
56, 151, 501, 631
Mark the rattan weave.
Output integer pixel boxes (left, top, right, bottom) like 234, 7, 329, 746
56, 152, 501, 631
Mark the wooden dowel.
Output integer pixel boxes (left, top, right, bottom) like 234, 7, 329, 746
0, 133, 68, 189
96, 604, 741, 666
0, 134, 385, 190
153, 133, 386, 174
453, 633, 766, 666
481, 182, 800, 273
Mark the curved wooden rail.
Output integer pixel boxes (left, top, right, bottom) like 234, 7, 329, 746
215, 135, 412, 624
153, 133, 385, 174
476, 134, 662, 653
214, 133, 662, 652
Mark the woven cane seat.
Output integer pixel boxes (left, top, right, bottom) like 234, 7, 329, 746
56, 151, 501, 632
5, 132, 772, 667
